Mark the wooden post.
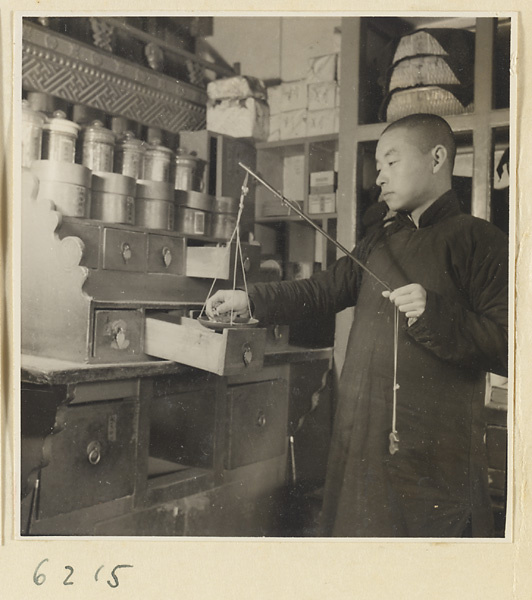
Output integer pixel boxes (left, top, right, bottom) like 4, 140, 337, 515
472, 18, 496, 221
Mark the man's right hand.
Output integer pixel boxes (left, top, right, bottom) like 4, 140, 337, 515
205, 289, 250, 319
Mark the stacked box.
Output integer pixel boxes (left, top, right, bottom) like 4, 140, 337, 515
280, 81, 309, 112
267, 113, 281, 142
307, 54, 338, 83
267, 85, 283, 115
207, 97, 269, 141
308, 82, 338, 111
307, 108, 338, 137
207, 75, 267, 102
265, 53, 342, 140
280, 110, 307, 139
308, 193, 336, 214
283, 155, 305, 202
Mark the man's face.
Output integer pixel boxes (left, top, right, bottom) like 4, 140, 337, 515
375, 127, 435, 213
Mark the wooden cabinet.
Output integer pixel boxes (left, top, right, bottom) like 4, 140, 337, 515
21, 348, 332, 536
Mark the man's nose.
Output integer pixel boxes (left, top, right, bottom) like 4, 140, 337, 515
376, 169, 387, 187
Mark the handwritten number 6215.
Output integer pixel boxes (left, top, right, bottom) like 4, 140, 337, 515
33, 560, 133, 588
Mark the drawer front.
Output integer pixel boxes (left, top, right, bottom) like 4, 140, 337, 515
102, 227, 147, 272
225, 379, 288, 470
38, 399, 137, 519
147, 234, 186, 276
93, 309, 144, 362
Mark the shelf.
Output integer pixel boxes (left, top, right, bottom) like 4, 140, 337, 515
256, 133, 338, 150
256, 213, 337, 224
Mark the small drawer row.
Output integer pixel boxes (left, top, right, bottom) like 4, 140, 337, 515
60, 219, 260, 280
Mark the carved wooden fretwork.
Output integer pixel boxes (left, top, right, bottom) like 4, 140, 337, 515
22, 22, 207, 133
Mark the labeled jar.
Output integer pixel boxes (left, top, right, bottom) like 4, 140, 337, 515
136, 180, 175, 230
31, 160, 92, 217
22, 99, 45, 168
81, 120, 115, 172
142, 140, 174, 183
174, 189, 214, 237
114, 132, 146, 180
91, 172, 136, 224
211, 196, 239, 240
42, 110, 80, 163
174, 148, 205, 192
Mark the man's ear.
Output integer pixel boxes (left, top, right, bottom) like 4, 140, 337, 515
431, 144, 448, 173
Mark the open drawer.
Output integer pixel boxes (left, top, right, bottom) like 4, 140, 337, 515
144, 314, 266, 376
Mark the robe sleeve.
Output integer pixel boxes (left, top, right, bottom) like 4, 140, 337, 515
248, 249, 362, 326
405, 221, 508, 376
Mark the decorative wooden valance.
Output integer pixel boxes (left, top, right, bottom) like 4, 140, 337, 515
22, 21, 208, 133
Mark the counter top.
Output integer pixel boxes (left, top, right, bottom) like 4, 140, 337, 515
21, 345, 333, 386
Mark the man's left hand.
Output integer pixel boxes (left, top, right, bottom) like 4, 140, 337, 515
382, 283, 427, 318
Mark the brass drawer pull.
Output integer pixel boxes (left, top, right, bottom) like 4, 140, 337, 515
256, 410, 266, 428
87, 441, 102, 465
121, 242, 132, 263
242, 343, 253, 366
162, 246, 173, 267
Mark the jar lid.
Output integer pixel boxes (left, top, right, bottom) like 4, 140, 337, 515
82, 120, 115, 144
43, 110, 80, 136
92, 171, 137, 196
116, 131, 146, 152
31, 160, 92, 187
212, 196, 239, 214
174, 189, 215, 212
145, 140, 174, 158
22, 99, 46, 126
136, 179, 174, 201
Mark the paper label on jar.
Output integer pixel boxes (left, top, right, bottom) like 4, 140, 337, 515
125, 196, 135, 224
46, 182, 88, 217
43, 134, 76, 163
83, 143, 114, 172
193, 211, 205, 235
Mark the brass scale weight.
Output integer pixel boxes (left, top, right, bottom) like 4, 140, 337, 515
200, 162, 401, 455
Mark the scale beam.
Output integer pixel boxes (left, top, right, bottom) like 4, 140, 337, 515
238, 162, 392, 292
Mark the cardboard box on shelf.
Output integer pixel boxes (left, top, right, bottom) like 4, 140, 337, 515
307, 53, 338, 83
283, 154, 305, 202
310, 184, 336, 195
280, 109, 307, 140
310, 170, 336, 188
306, 108, 338, 137
280, 81, 308, 112
308, 82, 338, 111
206, 97, 269, 141
267, 85, 283, 115
308, 192, 336, 214
207, 75, 267, 101
267, 114, 281, 142
260, 198, 303, 217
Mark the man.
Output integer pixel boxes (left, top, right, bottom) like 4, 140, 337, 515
206, 114, 508, 537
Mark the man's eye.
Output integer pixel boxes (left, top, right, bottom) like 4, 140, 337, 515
388, 160, 397, 166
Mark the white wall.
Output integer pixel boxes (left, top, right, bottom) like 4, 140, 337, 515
207, 16, 340, 82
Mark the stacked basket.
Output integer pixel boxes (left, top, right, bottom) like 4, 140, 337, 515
378, 28, 475, 122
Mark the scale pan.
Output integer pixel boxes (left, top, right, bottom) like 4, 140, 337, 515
197, 316, 259, 330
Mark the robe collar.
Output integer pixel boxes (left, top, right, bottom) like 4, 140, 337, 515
395, 190, 462, 229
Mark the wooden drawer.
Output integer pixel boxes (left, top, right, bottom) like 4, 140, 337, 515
147, 234, 186, 275
225, 379, 288, 470
38, 399, 137, 519
102, 227, 147, 272
93, 309, 144, 362
145, 315, 266, 376
186, 242, 260, 281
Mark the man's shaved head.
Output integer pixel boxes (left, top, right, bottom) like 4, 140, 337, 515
383, 113, 457, 170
